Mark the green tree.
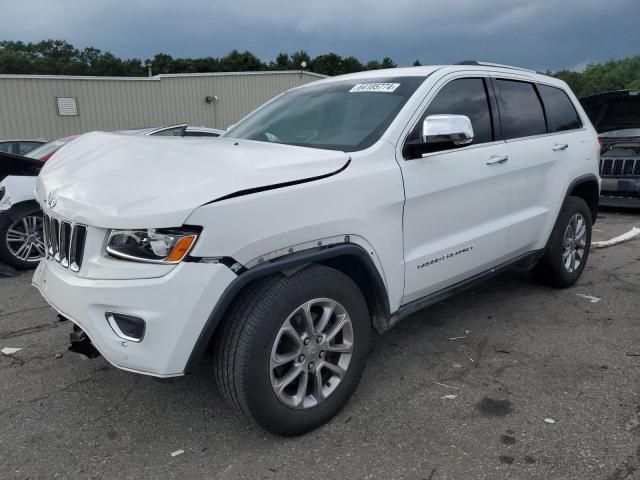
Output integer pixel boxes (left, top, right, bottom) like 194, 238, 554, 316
6, 38, 637, 94
290, 50, 311, 70
218, 50, 263, 71
364, 60, 381, 70
552, 56, 640, 97
151, 53, 174, 74
0, 40, 402, 77
0, 47, 33, 74
33, 40, 81, 74
271, 53, 291, 70
341, 56, 364, 74
311, 53, 344, 76
380, 57, 396, 69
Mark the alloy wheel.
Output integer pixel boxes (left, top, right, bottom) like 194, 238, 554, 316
5, 215, 45, 263
269, 298, 354, 409
562, 213, 587, 273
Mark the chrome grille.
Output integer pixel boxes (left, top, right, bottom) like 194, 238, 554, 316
43, 213, 87, 272
600, 157, 640, 177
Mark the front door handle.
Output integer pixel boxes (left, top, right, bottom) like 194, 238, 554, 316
486, 154, 509, 165
553, 143, 569, 151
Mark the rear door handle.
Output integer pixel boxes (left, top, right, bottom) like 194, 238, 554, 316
486, 154, 509, 165
553, 143, 569, 151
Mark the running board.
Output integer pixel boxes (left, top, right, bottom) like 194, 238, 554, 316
387, 250, 543, 330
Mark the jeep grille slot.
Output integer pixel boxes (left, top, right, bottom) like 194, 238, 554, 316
43, 213, 87, 272
600, 157, 640, 177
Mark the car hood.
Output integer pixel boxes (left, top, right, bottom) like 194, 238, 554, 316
580, 90, 640, 135
36, 132, 350, 228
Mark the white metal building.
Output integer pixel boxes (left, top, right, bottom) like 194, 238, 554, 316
0, 71, 324, 140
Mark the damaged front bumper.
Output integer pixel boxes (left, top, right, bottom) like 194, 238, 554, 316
32, 257, 237, 377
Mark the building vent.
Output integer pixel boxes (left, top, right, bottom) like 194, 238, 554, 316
56, 97, 78, 116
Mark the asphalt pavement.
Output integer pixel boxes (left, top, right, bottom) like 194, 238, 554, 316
1, 208, 639, 480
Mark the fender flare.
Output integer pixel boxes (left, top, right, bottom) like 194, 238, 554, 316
565, 173, 599, 223
539, 173, 600, 253
0, 200, 41, 224
184, 243, 389, 373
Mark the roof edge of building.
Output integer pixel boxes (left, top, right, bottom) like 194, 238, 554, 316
0, 70, 327, 81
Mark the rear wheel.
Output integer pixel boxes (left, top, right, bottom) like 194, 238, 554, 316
531, 196, 592, 287
213, 264, 372, 436
0, 208, 45, 269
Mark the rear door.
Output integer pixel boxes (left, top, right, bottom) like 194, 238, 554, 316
492, 77, 588, 254
399, 75, 513, 303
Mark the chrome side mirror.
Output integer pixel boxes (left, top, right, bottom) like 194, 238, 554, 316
422, 114, 474, 146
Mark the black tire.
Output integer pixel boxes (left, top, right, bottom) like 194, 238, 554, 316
213, 264, 372, 436
0, 207, 45, 270
531, 196, 592, 288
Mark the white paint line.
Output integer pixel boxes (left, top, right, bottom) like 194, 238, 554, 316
576, 294, 601, 303
433, 382, 461, 390
1, 347, 22, 355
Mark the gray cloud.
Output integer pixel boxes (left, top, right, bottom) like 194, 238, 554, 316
2, 0, 638, 71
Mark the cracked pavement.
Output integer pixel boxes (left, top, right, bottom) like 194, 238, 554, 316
0, 208, 639, 479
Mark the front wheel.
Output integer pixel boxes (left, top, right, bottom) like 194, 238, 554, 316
531, 196, 592, 288
213, 264, 372, 436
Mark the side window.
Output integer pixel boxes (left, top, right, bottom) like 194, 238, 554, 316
409, 78, 493, 146
538, 84, 582, 133
18, 142, 41, 155
496, 79, 546, 139
0, 142, 12, 153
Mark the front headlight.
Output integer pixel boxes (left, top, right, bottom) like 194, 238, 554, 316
106, 228, 200, 264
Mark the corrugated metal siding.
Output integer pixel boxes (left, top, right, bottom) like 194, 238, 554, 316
0, 72, 322, 140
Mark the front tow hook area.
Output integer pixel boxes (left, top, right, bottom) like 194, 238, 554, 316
68, 323, 101, 359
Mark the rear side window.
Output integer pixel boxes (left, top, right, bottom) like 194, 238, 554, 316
538, 85, 582, 132
496, 80, 546, 139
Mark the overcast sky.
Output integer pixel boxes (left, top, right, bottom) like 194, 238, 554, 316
2, 0, 638, 71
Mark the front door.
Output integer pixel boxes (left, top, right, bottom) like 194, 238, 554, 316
399, 76, 512, 304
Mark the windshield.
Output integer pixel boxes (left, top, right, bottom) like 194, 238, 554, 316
24, 138, 72, 159
226, 77, 426, 152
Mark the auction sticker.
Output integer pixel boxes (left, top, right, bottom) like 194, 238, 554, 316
349, 83, 400, 93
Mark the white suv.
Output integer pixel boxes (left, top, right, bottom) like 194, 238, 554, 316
33, 63, 600, 436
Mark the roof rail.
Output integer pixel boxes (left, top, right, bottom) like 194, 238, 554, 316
455, 60, 538, 74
